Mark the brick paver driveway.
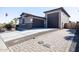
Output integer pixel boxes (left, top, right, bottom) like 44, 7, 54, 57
2, 29, 75, 52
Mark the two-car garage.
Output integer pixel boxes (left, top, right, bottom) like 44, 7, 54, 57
32, 18, 45, 28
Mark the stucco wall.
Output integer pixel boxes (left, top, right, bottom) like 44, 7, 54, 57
24, 16, 33, 23
19, 16, 33, 24
19, 16, 33, 29
60, 11, 69, 28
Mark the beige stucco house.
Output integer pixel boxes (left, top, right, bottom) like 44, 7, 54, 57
18, 7, 70, 30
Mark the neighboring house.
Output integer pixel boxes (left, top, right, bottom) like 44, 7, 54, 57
18, 7, 70, 30
18, 13, 45, 30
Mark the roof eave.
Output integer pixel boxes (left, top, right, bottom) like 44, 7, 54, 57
44, 7, 70, 17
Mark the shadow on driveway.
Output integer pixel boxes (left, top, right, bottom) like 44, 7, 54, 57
64, 29, 79, 52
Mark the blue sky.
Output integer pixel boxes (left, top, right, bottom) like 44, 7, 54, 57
0, 7, 79, 23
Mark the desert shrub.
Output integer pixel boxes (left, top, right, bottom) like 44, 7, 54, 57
0, 25, 3, 30
4, 24, 13, 30
0, 24, 5, 32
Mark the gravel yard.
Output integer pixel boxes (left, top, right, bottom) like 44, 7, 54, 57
5, 29, 76, 52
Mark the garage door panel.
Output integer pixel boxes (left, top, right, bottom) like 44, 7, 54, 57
47, 12, 59, 28
32, 18, 44, 28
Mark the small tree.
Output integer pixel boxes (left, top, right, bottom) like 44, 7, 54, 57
9, 20, 15, 28
12, 18, 19, 28
0, 23, 5, 30
0, 24, 3, 31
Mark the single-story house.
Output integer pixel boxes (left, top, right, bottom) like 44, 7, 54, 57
18, 7, 70, 30
18, 13, 46, 30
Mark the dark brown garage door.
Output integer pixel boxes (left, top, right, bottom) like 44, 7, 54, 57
47, 12, 59, 28
32, 18, 44, 28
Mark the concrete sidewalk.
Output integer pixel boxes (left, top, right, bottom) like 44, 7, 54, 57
0, 29, 56, 42
0, 38, 9, 52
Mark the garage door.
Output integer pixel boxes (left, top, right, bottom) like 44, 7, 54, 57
32, 18, 44, 28
47, 12, 59, 28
